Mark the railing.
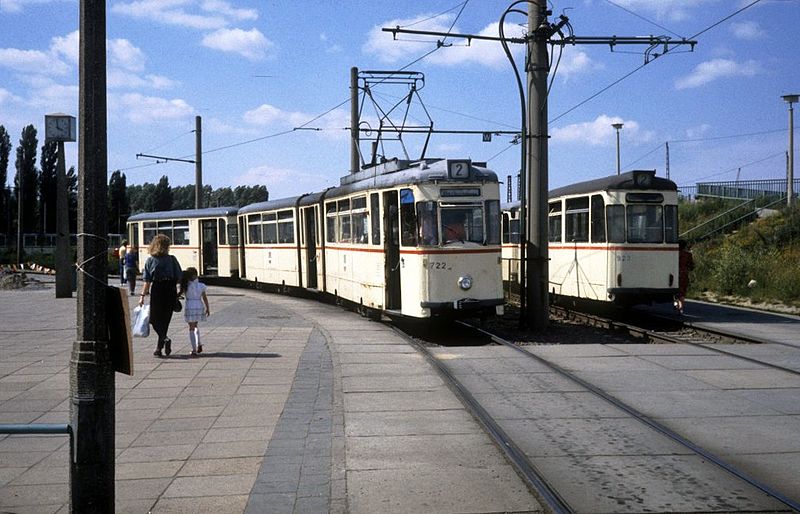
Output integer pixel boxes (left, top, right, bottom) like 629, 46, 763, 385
680, 195, 787, 243
696, 179, 800, 201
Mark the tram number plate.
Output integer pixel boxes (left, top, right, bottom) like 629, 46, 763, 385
428, 261, 451, 270
615, 254, 631, 262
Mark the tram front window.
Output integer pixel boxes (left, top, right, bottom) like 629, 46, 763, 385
626, 204, 663, 243
440, 205, 484, 244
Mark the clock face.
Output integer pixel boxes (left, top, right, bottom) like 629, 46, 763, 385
45, 115, 75, 141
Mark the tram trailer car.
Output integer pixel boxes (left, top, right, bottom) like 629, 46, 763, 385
238, 158, 505, 320
502, 170, 680, 306
127, 207, 240, 278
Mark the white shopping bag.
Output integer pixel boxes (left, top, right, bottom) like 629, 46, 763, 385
132, 305, 150, 338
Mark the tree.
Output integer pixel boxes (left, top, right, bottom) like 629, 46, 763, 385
170, 184, 194, 210
0, 126, 10, 235
234, 185, 268, 206
152, 175, 172, 211
108, 170, 129, 234
211, 186, 235, 207
15, 125, 39, 233
39, 140, 58, 233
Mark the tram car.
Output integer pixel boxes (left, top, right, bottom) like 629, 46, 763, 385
502, 169, 680, 306
238, 158, 504, 319
127, 207, 240, 278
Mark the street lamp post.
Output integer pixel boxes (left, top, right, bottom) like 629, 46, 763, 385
612, 123, 624, 175
782, 94, 798, 207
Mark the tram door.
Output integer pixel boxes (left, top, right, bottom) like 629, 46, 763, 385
303, 207, 318, 289
200, 219, 218, 276
383, 191, 401, 310
238, 217, 247, 278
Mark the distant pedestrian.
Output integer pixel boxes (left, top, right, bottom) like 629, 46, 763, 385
138, 234, 182, 357
676, 240, 694, 314
118, 239, 128, 285
179, 267, 210, 357
124, 246, 139, 296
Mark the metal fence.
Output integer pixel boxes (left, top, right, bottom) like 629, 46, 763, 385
679, 179, 800, 202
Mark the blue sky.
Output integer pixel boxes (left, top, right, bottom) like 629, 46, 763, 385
1, 0, 798, 200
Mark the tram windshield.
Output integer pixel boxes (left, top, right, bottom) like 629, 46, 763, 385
440, 204, 484, 244
626, 205, 663, 243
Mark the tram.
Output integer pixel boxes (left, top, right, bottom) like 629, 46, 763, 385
127, 207, 240, 277
502, 169, 680, 306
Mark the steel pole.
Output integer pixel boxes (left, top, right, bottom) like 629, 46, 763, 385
525, 0, 549, 330
55, 140, 71, 298
788, 101, 794, 207
350, 67, 360, 174
72, 1, 114, 510
195, 115, 202, 209
615, 129, 621, 175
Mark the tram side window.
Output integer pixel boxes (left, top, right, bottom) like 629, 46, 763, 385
606, 205, 625, 243
485, 200, 500, 245
248, 214, 262, 244
218, 219, 227, 245
351, 196, 368, 244
325, 203, 336, 243
627, 204, 663, 243
565, 197, 589, 242
664, 205, 678, 243
157, 221, 172, 243
262, 212, 277, 244
172, 221, 190, 245
227, 224, 238, 245
370, 193, 380, 245
548, 201, 562, 243
277, 210, 294, 244
338, 199, 351, 243
400, 189, 418, 246
590, 195, 606, 243
417, 201, 438, 246
143, 222, 157, 245
502, 213, 510, 244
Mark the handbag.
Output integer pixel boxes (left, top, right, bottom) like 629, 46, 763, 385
173, 298, 183, 312
132, 305, 150, 337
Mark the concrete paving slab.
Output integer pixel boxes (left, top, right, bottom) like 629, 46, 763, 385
341, 374, 443, 393
685, 368, 800, 389
346, 466, 542, 514
662, 415, 800, 453
343, 390, 464, 412
638, 353, 768, 370
448, 369, 584, 393
533, 454, 785, 513
611, 389, 783, 417
731, 387, 800, 414
572, 369, 719, 391
474, 391, 624, 419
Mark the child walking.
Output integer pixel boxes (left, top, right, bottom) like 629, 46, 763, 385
179, 267, 210, 357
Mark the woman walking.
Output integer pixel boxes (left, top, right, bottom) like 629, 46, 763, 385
138, 234, 182, 357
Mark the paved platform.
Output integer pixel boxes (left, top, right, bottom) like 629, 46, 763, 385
0, 283, 542, 513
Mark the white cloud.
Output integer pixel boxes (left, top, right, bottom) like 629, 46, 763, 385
112, 0, 229, 30
608, 0, 718, 22
202, 28, 274, 60
0, 88, 21, 104
554, 49, 598, 79
730, 21, 764, 40
109, 39, 146, 72
233, 164, 333, 199
50, 31, 79, 66
551, 114, 653, 146
243, 104, 350, 138
118, 93, 194, 124
675, 58, 760, 90
200, 0, 257, 22
684, 124, 711, 139
0, 47, 70, 75
108, 70, 178, 90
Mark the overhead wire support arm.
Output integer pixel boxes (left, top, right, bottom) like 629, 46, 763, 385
135, 153, 195, 164
382, 27, 526, 44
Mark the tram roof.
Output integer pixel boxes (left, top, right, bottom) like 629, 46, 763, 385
549, 170, 677, 198
127, 206, 239, 221
239, 158, 499, 214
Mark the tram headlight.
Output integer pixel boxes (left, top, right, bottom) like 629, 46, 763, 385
458, 275, 473, 291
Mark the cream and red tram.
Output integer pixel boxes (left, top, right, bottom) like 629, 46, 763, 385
238, 158, 504, 319
127, 207, 240, 278
502, 170, 680, 306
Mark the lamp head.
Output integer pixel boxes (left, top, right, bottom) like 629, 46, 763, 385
612, 123, 624, 130
782, 94, 799, 104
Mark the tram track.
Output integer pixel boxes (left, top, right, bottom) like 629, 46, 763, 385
391, 317, 800, 513
550, 304, 800, 376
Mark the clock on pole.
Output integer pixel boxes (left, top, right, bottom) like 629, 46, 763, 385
44, 113, 76, 142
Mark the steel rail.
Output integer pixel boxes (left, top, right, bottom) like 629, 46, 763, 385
389, 324, 574, 514
459, 320, 800, 513
552, 305, 800, 376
